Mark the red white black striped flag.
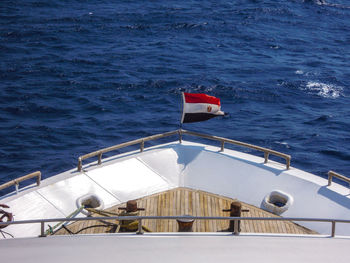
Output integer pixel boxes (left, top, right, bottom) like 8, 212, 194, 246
181, 92, 225, 123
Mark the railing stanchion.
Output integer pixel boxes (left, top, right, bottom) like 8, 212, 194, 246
15, 182, 19, 194
78, 158, 82, 172
98, 152, 102, 165
264, 152, 269, 164
233, 219, 239, 235
36, 172, 41, 186
328, 174, 333, 186
220, 141, 225, 152
137, 219, 143, 235
286, 157, 291, 170
39, 222, 46, 237
140, 140, 144, 152
178, 129, 182, 144
331, 221, 336, 237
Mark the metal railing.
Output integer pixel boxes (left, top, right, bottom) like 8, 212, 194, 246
328, 171, 350, 187
0, 171, 41, 194
77, 129, 291, 171
77, 130, 180, 171
181, 129, 291, 169
1, 215, 349, 238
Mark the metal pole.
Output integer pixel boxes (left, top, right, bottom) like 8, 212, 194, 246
328, 175, 332, 186
98, 152, 102, 165
137, 219, 143, 235
140, 140, 144, 152
264, 152, 269, 164
15, 183, 19, 194
36, 172, 41, 186
39, 222, 46, 237
233, 219, 239, 235
78, 158, 82, 172
286, 157, 291, 170
331, 221, 336, 237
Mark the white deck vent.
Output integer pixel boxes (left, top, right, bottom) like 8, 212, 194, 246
76, 194, 104, 216
263, 190, 293, 215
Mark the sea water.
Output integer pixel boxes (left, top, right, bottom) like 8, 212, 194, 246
0, 0, 349, 195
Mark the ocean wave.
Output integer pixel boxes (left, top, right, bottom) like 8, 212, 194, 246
121, 24, 150, 30
170, 22, 208, 29
274, 141, 291, 149
304, 82, 344, 99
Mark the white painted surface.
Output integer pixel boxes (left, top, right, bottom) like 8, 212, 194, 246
1, 234, 350, 263
85, 158, 174, 202
4, 191, 65, 238
137, 147, 182, 186
37, 173, 120, 216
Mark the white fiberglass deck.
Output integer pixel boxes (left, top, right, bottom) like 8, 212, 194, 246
1, 234, 350, 263
1, 140, 350, 238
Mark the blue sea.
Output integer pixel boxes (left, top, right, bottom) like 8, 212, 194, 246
0, 0, 349, 195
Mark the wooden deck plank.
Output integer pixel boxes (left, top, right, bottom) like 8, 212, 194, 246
216, 197, 222, 231
184, 189, 189, 215
162, 192, 167, 232
173, 191, 177, 232
145, 196, 151, 231
176, 188, 181, 216
188, 189, 193, 216
200, 191, 205, 231
286, 220, 293, 234
205, 193, 210, 231
195, 191, 200, 232
258, 209, 267, 233
161, 192, 167, 232
159, 193, 163, 232
156, 194, 161, 232
242, 204, 250, 233
213, 195, 220, 232
274, 211, 284, 233
166, 191, 171, 232
211, 195, 218, 232
152, 195, 157, 232
168, 190, 173, 232
218, 198, 225, 230
206, 194, 212, 230
144, 197, 151, 230
180, 188, 184, 216
279, 215, 288, 234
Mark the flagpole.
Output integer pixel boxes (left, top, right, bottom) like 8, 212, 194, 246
179, 92, 184, 130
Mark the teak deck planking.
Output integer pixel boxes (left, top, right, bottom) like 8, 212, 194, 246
55, 187, 317, 235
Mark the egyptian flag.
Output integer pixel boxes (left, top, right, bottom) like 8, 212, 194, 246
181, 92, 225, 123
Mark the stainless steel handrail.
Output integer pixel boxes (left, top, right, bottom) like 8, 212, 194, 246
0, 171, 41, 194
77, 130, 181, 171
328, 171, 350, 187
77, 129, 291, 171
181, 129, 291, 169
1, 215, 349, 237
